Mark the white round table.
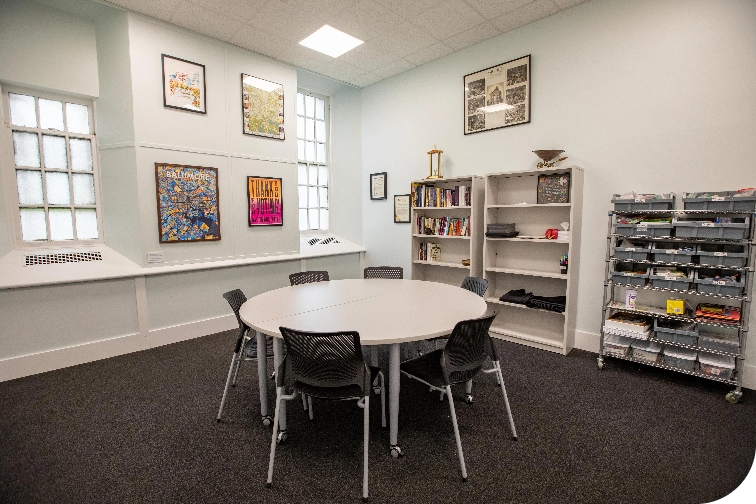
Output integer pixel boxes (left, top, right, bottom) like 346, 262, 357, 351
239, 279, 487, 455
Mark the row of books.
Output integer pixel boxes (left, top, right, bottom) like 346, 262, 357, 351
415, 216, 471, 236
411, 184, 471, 208
418, 242, 441, 261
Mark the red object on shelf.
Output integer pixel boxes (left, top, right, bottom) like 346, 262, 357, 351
545, 228, 558, 240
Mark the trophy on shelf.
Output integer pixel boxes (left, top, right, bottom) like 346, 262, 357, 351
533, 150, 568, 169
426, 145, 443, 179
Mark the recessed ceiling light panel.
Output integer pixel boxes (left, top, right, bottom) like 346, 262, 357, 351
299, 25, 364, 58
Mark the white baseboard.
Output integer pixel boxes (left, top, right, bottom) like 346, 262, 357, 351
574, 330, 756, 391
0, 314, 237, 382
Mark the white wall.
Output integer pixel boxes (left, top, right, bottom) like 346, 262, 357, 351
361, 0, 756, 363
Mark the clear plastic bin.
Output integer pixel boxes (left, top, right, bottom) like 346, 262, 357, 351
649, 267, 693, 291
683, 191, 756, 212
612, 241, 651, 261
654, 319, 698, 346
697, 330, 739, 354
612, 193, 675, 211
631, 340, 662, 363
698, 352, 735, 380
672, 217, 749, 240
651, 242, 696, 264
696, 243, 748, 268
603, 334, 632, 357
663, 347, 697, 371
694, 269, 744, 297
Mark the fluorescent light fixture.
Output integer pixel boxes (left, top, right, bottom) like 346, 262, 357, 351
477, 103, 516, 113
299, 25, 363, 58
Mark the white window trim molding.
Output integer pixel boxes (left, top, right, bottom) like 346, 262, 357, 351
297, 88, 332, 233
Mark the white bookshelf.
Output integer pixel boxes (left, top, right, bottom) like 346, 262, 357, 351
483, 166, 584, 355
410, 176, 484, 287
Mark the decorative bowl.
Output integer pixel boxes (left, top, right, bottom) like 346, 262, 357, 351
533, 150, 565, 162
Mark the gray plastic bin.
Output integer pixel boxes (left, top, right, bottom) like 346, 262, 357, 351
649, 267, 693, 290
612, 242, 651, 261
698, 330, 739, 354
663, 347, 697, 371
696, 243, 748, 268
615, 222, 674, 237
673, 217, 749, 240
654, 319, 698, 346
683, 191, 756, 212
694, 268, 745, 297
651, 242, 696, 264
698, 352, 735, 380
611, 263, 649, 287
612, 193, 674, 211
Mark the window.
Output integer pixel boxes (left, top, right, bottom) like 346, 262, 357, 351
296, 91, 329, 231
2, 87, 101, 244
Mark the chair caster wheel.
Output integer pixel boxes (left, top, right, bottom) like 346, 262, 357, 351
266, 482, 272, 488
513, 436, 518, 441
439, 392, 445, 402
277, 430, 288, 444
462, 477, 468, 483
362, 498, 369, 503
464, 394, 473, 404
597, 357, 604, 370
261, 415, 272, 427
373, 386, 381, 395
357, 398, 366, 409
271, 372, 276, 381
390, 446, 403, 458
216, 418, 220, 423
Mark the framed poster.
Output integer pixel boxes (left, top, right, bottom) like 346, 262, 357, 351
537, 173, 571, 204
370, 172, 387, 200
155, 163, 220, 242
241, 74, 285, 140
161, 54, 206, 114
248, 176, 283, 226
394, 194, 410, 223
464, 54, 530, 134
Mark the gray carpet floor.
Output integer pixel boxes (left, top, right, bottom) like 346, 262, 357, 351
1, 331, 754, 503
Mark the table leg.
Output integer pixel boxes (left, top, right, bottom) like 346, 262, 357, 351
389, 343, 403, 458
273, 336, 286, 432
256, 331, 270, 425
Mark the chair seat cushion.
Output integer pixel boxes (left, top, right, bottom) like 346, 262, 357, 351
400, 349, 447, 388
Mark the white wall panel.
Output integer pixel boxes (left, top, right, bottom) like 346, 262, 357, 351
305, 254, 361, 280
99, 147, 142, 263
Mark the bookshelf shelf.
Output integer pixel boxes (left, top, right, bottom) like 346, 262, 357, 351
413, 234, 471, 240
413, 260, 470, 269
485, 267, 567, 279
485, 297, 567, 315
413, 206, 472, 210
487, 203, 571, 208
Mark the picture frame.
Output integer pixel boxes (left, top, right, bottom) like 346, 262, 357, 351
464, 54, 530, 135
248, 176, 283, 226
536, 172, 571, 204
394, 194, 411, 223
155, 163, 220, 243
241, 73, 285, 140
370, 172, 387, 200
161, 54, 206, 114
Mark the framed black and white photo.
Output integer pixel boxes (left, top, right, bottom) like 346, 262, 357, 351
162, 54, 206, 114
463, 54, 530, 134
370, 172, 387, 200
394, 194, 410, 223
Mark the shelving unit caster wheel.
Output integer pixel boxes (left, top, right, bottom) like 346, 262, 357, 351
726, 391, 742, 404
597, 357, 605, 370
276, 431, 288, 444
261, 415, 272, 427
464, 394, 473, 404
390, 446, 403, 459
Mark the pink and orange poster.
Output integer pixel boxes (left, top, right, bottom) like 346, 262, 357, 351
248, 176, 283, 226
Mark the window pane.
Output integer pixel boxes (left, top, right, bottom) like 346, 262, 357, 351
315, 120, 326, 142
39, 98, 64, 130
305, 141, 315, 162
49, 208, 74, 240
297, 115, 304, 139
308, 165, 318, 185
9, 93, 37, 127
12, 132, 40, 167
16, 170, 44, 205
319, 208, 329, 230
75, 208, 98, 239
297, 140, 305, 160
305, 118, 315, 141
45, 172, 71, 205
20, 208, 47, 241
73, 173, 96, 205
299, 209, 308, 231
316, 143, 326, 163
308, 208, 319, 229
305, 95, 314, 117
308, 186, 318, 207
319, 187, 328, 208
70, 138, 93, 171
298, 163, 307, 184
42, 135, 68, 169
297, 93, 305, 116
318, 166, 328, 186
298, 185, 308, 208
66, 103, 90, 134
316, 98, 325, 120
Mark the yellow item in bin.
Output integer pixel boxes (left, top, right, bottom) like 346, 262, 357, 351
667, 298, 685, 315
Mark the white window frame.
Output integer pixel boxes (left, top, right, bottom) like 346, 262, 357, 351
297, 89, 332, 234
1, 84, 104, 248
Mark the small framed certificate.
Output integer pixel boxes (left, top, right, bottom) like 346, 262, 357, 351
394, 194, 410, 223
370, 172, 387, 200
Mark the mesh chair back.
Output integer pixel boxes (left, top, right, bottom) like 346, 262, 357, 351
278, 327, 368, 396
223, 289, 249, 352
442, 314, 497, 385
364, 266, 403, 279
289, 271, 330, 285
461, 276, 488, 297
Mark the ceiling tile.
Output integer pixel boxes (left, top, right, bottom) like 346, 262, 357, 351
229, 26, 291, 59
170, 2, 244, 42
373, 58, 415, 79
327, 0, 407, 42
404, 42, 454, 66
108, 0, 180, 21
336, 42, 402, 72
277, 43, 335, 70
370, 22, 439, 58
443, 21, 501, 51
490, 0, 560, 33
409, 0, 486, 38
316, 59, 365, 82
246, 0, 328, 44
374, 0, 438, 21
280, 0, 358, 19
553, 0, 588, 8
188, 0, 270, 23
348, 73, 382, 88
462, 0, 533, 20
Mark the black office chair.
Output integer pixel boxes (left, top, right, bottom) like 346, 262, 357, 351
289, 270, 330, 285
267, 327, 386, 502
400, 313, 517, 482
364, 266, 403, 279
217, 289, 273, 424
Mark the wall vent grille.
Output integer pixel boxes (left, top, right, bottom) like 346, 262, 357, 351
25, 251, 103, 266
307, 237, 340, 246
